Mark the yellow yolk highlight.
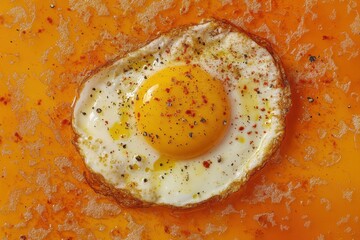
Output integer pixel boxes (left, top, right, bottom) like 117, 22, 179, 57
135, 65, 230, 159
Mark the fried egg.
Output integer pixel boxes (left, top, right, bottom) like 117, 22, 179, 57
72, 20, 291, 208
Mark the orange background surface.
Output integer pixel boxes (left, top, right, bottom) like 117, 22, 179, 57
1, 0, 360, 239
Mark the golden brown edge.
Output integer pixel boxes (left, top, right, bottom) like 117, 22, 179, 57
71, 18, 292, 209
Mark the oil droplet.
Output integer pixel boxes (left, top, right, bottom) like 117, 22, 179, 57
153, 156, 176, 171
237, 136, 245, 143
109, 108, 130, 140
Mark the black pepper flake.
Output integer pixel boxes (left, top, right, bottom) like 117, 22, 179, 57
309, 55, 317, 62
223, 120, 227, 125
217, 156, 222, 163
135, 155, 142, 162
143, 132, 148, 136
81, 112, 87, 116
96, 108, 102, 113
307, 97, 314, 103
143, 178, 148, 183
200, 117, 206, 123
189, 132, 193, 138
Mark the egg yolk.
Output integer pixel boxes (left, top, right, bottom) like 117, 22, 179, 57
135, 65, 230, 159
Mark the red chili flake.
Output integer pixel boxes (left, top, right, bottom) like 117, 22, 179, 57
165, 48, 170, 53
239, 126, 245, 131
243, 85, 247, 90
183, 87, 189, 95
202, 160, 212, 168
154, 97, 160, 101
186, 59, 191, 64
252, 124, 257, 128
247, 131, 252, 135
61, 119, 70, 126
185, 110, 195, 117
14, 132, 23, 142
183, 44, 189, 54
165, 88, 170, 93
37, 99, 42, 105
202, 95, 208, 104
260, 108, 266, 111
46, 17, 53, 24
0, 96, 10, 105
322, 35, 334, 40
137, 112, 141, 118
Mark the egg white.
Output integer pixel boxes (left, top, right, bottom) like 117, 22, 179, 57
72, 20, 290, 207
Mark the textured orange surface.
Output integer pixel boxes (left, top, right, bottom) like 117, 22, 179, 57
0, 0, 359, 239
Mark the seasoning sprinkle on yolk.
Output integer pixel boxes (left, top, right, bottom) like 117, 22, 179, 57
135, 65, 230, 159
